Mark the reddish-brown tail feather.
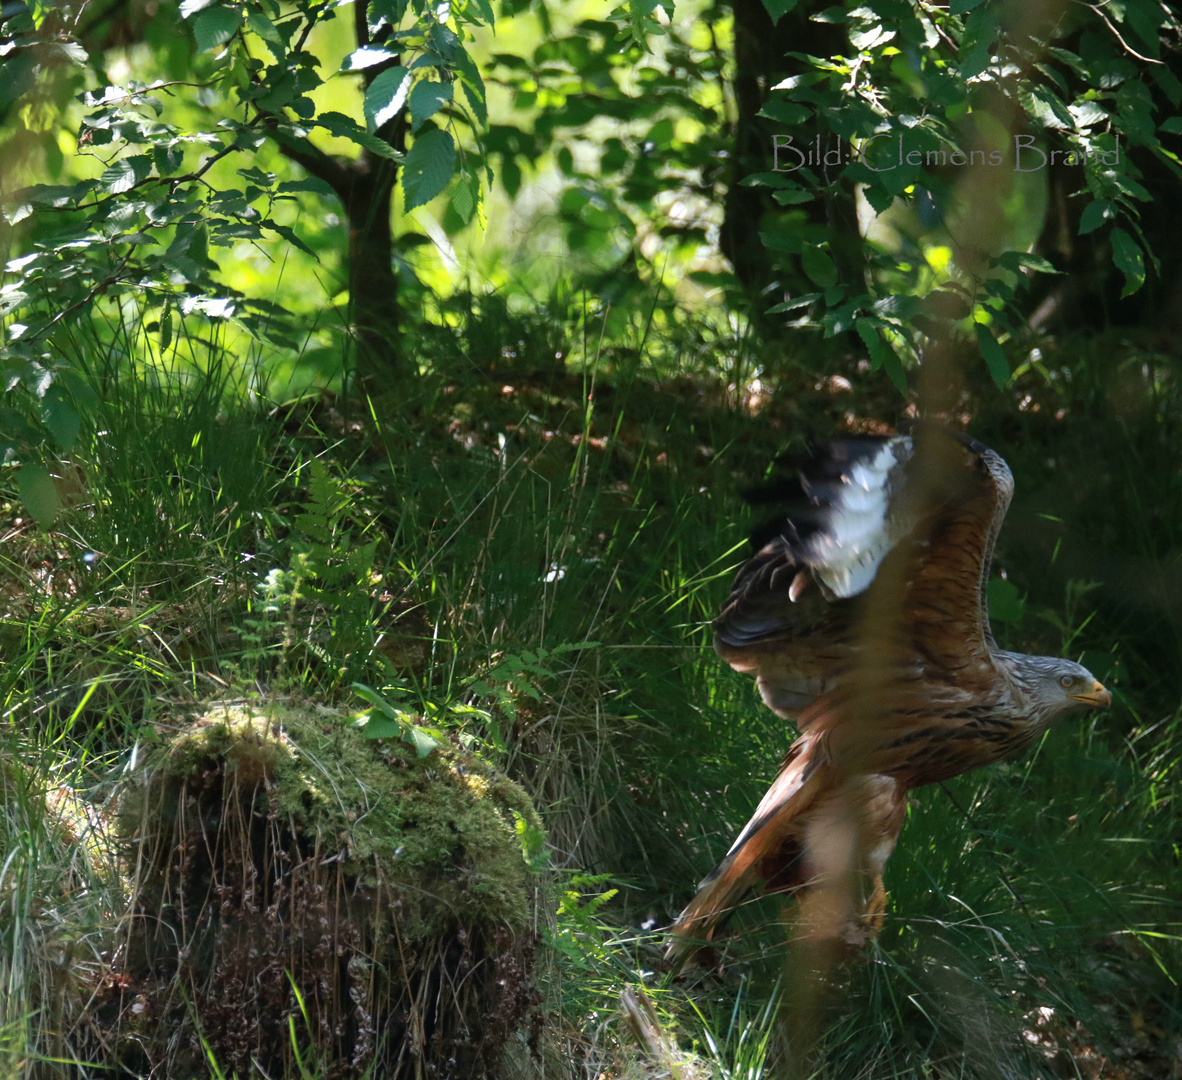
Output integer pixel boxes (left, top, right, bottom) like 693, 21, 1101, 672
666, 742, 824, 959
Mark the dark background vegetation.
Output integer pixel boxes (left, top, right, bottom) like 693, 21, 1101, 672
1, 0, 1180, 1077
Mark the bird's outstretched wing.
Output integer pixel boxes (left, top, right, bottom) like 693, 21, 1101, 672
665, 723, 909, 959
666, 431, 1015, 960
666, 736, 822, 952
713, 428, 1014, 722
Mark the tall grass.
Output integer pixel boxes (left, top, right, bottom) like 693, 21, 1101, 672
0, 294, 1178, 1078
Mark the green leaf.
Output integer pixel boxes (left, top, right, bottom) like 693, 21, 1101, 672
427, 21, 460, 64
959, 39, 992, 80
621, 0, 662, 48
452, 44, 488, 127
316, 111, 403, 162
401, 129, 456, 211
191, 5, 242, 51
451, 175, 477, 223
26, 363, 53, 398
245, 9, 282, 45
154, 142, 184, 175
182, 297, 237, 318
0, 403, 38, 443
352, 683, 424, 743
359, 713, 406, 739
959, 11, 996, 80
406, 726, 440, 758
547, 641, 600, 654
1012, 253, 1058, 274
342, 46, 399, 72
408, 80, 453, 132
99, 155, 153, 194
41, 390, 79, 451
738, 171, 797, 189
757, 100, 811, 125
1110, 228, 1145, 297
270, 223, 317, 258
368, 0, 410, 22
762, 225, 805, 251
820, 300, 856, 336
255, 71, 298, 111
1122, 0, 1162, 60
876, 341, 907, 394
854, 316, 880, 355
1027, 85, 1073, 130
6, 183, 92, 216
164, 222, 215, 281
352, 682, 404, 711
772, 188, 816, 206
801, 243, 839, 287
18, 463, 60, 529
858, 325, 907, 393
760, 0, 798, 20
975, 322, 1010, 387
850, 24, 894, 50
363, 65, 412, 130
277, 177, 336, 197
861, 180, 895, 214
766, 292, 822, 314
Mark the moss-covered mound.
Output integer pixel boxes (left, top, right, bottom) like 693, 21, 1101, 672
94, 700, 544, 1080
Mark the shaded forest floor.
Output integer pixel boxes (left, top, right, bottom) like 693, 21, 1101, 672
1, 299, 1180, 1078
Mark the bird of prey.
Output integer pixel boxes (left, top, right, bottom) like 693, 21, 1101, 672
668, 428, 1111, 958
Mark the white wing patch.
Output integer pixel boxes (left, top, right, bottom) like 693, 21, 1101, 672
801, 437, 912, 599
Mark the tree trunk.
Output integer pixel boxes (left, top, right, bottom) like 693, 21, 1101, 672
722, 0, 860, 329
342, 149, 403, 394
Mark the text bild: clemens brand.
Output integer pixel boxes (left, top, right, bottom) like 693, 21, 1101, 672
772, 133, 1121, 173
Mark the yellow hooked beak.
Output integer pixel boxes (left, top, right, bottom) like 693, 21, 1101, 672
1068, 680, 1112, 709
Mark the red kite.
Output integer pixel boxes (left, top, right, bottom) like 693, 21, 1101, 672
668, 429, 1110, 957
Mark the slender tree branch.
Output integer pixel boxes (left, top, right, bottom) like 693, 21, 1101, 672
77, 0, 131, 41
353, 0, 370, 49
293, 2, 328, 54
28, 251, 134, 342
1075, 0, 1164, 63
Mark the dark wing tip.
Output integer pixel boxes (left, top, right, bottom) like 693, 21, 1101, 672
740, 435, 905, 552
716, 429, 1010, 653
715, 436, 914, 649
713, 539, 811, 648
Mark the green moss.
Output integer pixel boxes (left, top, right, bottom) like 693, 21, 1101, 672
127, 699, 543, 935
105, 699, 549, 1078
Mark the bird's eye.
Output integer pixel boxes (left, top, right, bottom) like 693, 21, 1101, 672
1058, 674, 1076, 689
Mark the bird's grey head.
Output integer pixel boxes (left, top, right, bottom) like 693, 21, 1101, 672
1003, 653, 1112, 724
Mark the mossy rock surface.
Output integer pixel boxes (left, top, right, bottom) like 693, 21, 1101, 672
96, 699, 545, 1080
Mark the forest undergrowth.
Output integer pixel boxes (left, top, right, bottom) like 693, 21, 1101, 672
0, 295, 1179, 1079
